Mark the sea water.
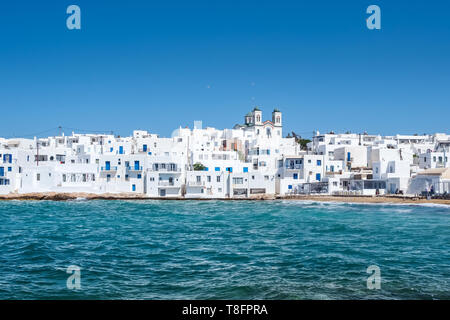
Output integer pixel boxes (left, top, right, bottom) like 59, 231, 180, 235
0, 200, 448, 299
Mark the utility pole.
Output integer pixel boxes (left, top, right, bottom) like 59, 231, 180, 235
36, 139, 39, 166
444, 146, 447, 168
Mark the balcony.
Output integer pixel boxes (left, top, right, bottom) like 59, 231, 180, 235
285, 165, 301, 170
187, 181, 205, 187
127, 166, 143, 172
153, 167, 181, 172
101, 166, 117, 172
158, 180, 180, 188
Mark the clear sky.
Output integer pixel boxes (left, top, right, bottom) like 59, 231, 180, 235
0, 0, 449, 138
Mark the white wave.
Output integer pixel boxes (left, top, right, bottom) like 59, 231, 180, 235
280, 199, 450, 209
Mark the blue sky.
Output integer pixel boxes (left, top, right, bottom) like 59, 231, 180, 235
0, 0, 449, 138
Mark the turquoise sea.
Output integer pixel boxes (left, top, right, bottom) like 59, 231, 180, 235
0, 200, 448, 299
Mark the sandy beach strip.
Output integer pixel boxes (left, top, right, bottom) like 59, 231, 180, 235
0, 192, 449, 205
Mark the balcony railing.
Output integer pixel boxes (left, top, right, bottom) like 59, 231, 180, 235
101, 166, 117, 171
187, 181, 204, 186
158, 181, 177, 186
127, 166, 143, 171
153, 167, 181, 172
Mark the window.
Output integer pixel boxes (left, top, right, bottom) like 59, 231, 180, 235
8, 167, 12, 172
233, 177, 243, 184
36, 173, 40, 181
196, 176, 201, 183
137, 174, 142, 179
216, 176, 221, 182
264, 175, 269, 181
293, 173, 298, 179
243, 167, 248, 173
317, 160, 322, 166
207, 176, 211, 182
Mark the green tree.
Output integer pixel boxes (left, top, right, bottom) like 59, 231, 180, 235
193, 162, 206, 171
290, 131, 311, 150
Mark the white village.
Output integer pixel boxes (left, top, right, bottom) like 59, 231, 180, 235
0, 108, 449, 199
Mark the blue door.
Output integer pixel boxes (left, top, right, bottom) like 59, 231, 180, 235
143, 144, 147, 152
132, 184, 136, 192
134, 161, 140, 170
0, 167, 4, 177
119, 146, 124, 154
105, 161, 110, 171
316, 173, 321, 181
347, 152, 351, 161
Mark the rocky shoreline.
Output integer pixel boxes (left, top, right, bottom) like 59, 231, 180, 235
0, 192, 449, 205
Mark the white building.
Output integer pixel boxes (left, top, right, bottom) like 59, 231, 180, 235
1, 108, 449, 198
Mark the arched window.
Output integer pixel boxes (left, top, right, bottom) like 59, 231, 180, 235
256, 115, 261, 122
276, 116, 280, 123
